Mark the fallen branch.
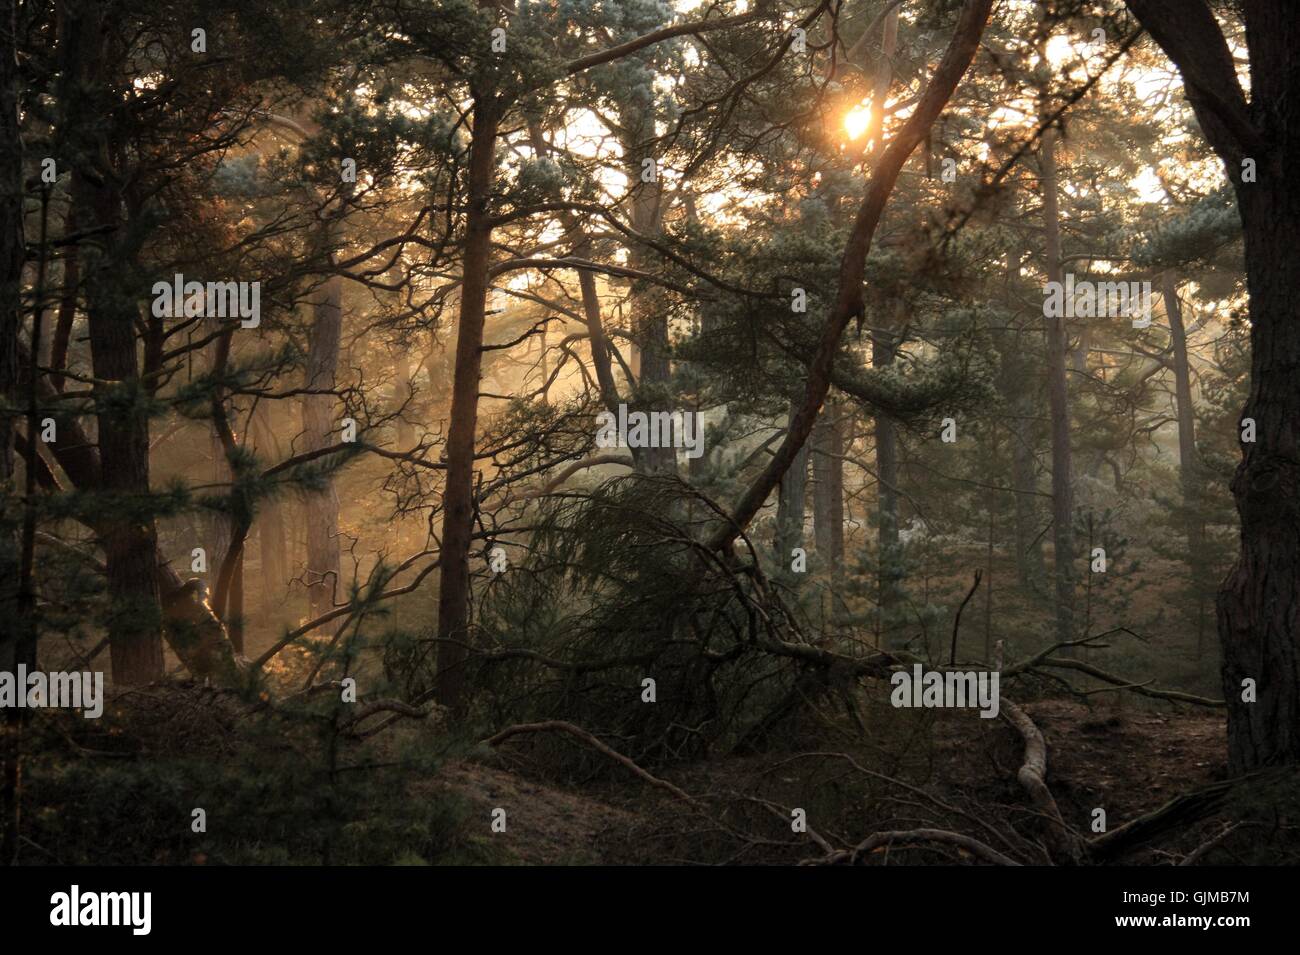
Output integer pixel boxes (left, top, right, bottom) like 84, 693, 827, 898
1035, 658, 1225, 707
1000, 697, 1084, 864
813, 828, 1021, 866
483, 720, 697, 806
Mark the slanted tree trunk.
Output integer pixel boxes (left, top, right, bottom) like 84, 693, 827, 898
1040, 128, 1076, 649
708, 0, 995, 553
435, 96, 501, 711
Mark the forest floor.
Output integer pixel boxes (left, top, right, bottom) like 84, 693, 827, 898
26, 673, 1296, 865
429, 698, 1232, 865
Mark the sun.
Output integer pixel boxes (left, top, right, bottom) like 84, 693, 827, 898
844, 101, 874, 141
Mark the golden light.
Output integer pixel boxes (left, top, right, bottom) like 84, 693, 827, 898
844, 102, 874, 141
1044, 34, 1077, 69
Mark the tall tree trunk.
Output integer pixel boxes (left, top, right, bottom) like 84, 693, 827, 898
302, 272, 343, 618
66, 2, 163, 683
1121, 0, 1300, 771
812, 403, 845, 567
1164, 274, 1208, 655
1217, 175, 1300, 771
874, 306, 904, 644
251, 403, 288, 616
1001, 250, 1045, 589
618, 87, 676, 476
1009, 410, 1043, 589
22, 354, 241, 680
435, 97, 501, 711
1040, 128, 1076, 648
48, 208, 77, 392
776, 400, 808, 564
869, 4, 901, 631
1119, 0, 1300, 774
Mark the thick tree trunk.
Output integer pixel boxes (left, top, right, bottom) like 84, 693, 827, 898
1120, 0, 1300, 775
1217, 178, 1300, 772
65, 2, 163, 684
1040, 128, 1076, 648
83, 213, 164, 683
23, 356, 242, 682
435, 98, 501, 711
1121, 0, 1300, 772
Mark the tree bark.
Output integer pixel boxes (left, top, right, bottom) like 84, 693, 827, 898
435, 97, 501, 711
1123, 0, 1300, 772
66, 2, 163, 683
22, 357, 243, 682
